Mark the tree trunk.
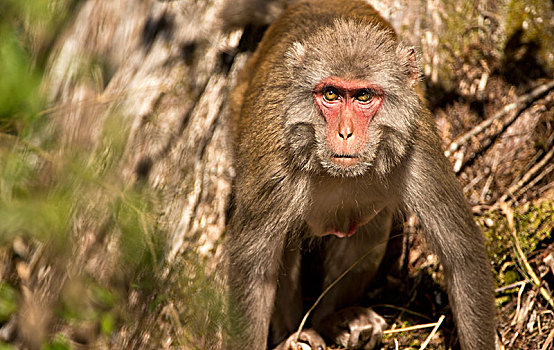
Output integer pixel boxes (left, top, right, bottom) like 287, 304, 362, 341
47, 0, 243, 265
42, 0, 245, 347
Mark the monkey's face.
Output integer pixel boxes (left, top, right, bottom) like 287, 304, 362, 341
283, 19, 420, 178
312, 77, 384, 170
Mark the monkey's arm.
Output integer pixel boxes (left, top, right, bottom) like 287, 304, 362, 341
226, 168, 310, 349
402, 123, 496, 350
226, 206, 287, 349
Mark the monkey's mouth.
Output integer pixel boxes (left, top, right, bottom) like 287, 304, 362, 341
331, 154, 360, 166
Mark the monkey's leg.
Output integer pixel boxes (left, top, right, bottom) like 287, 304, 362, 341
312, 209, 394, 349
271, 239, 328, 350
270, 247, 305, 347
403, 135, 496, 349
317, 306, 387, 350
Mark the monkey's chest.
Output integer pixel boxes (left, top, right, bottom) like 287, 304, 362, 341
304, 180, 388, 238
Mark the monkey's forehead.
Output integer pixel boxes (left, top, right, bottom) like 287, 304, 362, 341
283, 19, 406, 90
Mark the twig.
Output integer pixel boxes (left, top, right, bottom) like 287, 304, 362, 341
539, 181, 554, 195
384, 319, 443, 335
373, 304, 433, 321
444, 79, 554, 158
516, 164, 554, 198
463, 171, 486, 193
500, 203, 554, 308
541, 328, 554, 350
508, 285, 526, 347
495, 280, 529, 294
497, 330, 506, 350
494, 145, 554, 207
510, 287, 539, 348
509, 330, 521, 349
511, 282, 526, 326
518, 132, 554, 183
480, 153, 499, 202
420, 315, 446, 350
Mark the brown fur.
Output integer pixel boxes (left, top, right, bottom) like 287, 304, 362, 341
226, 1, 495, 349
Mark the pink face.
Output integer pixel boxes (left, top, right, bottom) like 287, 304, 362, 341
313, 77, 384, 167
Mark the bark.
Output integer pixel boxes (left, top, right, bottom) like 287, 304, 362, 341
46, 0, 245, 266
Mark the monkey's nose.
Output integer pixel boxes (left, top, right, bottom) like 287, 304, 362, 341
338, 116, 354, 140
338, 130, 353, 139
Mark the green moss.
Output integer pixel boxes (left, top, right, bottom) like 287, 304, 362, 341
480, 200, 553, 287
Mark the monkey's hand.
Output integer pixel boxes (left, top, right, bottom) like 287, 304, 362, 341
274, 328, 326, 350
317, 306, 387, 350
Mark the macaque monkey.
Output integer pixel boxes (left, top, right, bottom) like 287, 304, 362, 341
225, 0, 495, 349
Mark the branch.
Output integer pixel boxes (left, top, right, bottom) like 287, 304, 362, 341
420, 315, 446, 350
444, 80, 554, 158
494, 144, 554, 207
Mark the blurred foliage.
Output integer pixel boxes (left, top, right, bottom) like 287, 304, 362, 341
0, 0, 76, 136
0, 282, 17, 323
0, 1, 230, 347
0, 34, 43, 134
0, 343, 17, 350
40, 334, 71, 350
0, 1, 168, 346
0, 108, 168, 346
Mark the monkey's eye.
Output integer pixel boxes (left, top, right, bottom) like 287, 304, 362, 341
356, 90, 373, 102
323, 89, 339, 102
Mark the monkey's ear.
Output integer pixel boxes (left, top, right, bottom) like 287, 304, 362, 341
396, 45, 420, 87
